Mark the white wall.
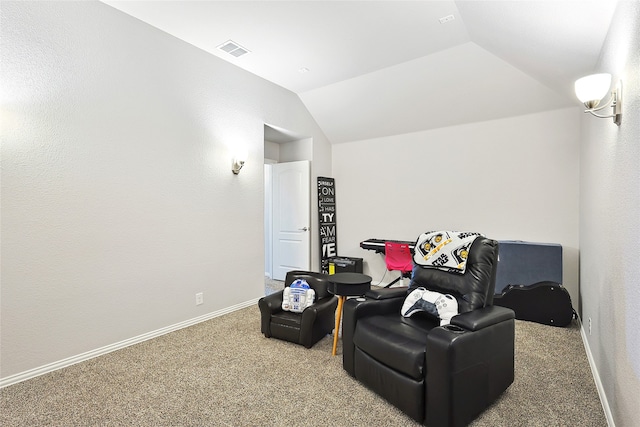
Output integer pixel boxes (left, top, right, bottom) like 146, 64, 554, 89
0, 1, 331, 380
332, 108, 580, 302
264, 140, 280, 162
579, 2, 640, 426
280, 138, 313, 163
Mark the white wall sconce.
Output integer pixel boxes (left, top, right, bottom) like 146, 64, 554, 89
232, 157, 245, 174
574, 73, 622, 126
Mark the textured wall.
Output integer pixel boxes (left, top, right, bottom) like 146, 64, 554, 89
332, 108, 580, 302
0, 1, 330, 379
579, 1, 640, 426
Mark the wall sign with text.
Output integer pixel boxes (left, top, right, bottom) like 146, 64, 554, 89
318, 177, 337, 274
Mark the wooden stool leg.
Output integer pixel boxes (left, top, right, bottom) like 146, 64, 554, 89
332, 296, 346, 356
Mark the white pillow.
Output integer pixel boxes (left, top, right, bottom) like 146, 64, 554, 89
401, 287, 458, 325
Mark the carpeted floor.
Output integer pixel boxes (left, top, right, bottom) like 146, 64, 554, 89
265, 276, 285, 296
0, 285, 606, 426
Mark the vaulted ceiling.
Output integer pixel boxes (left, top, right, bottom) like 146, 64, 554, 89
102, 1, 617, 144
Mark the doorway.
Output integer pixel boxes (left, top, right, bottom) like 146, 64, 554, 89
264, 124, 313, 281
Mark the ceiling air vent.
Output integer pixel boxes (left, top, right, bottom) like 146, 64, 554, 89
217, 40, 250, 58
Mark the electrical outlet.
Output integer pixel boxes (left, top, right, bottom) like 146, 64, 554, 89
588, 317, 592, 335
196, 292, 204, 306
439, 14, 455, 24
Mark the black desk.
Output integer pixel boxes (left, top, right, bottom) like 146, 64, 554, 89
328, 272, 372, 356
360, 238, 415, 254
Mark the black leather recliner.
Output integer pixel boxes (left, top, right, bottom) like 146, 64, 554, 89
342, 237, 515, 427
259, 270, 338, 348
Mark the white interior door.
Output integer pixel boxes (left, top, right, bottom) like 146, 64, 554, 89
272, 160, 311, 281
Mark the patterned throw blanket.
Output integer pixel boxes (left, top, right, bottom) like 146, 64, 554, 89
413, 231, 483, 274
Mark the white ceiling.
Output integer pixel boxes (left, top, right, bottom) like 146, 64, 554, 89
102, 0, 618, 144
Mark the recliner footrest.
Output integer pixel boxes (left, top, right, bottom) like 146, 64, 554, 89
354, 347, 424, 423
354, 313, 437, 380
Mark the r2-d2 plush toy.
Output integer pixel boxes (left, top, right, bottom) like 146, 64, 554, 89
282, 279, 316, 313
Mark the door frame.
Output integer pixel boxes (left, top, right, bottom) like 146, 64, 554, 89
264, 124, 314, 281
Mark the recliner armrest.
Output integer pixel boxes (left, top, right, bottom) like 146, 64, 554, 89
258, 291, 284, 314
301, 296, 338, 325
345, 292, 406, 319
426, 306, 515, 426
365, 286, 408, 300
299, 296, 338, 348
450, 305, 515, 332
258, 291, 284, 338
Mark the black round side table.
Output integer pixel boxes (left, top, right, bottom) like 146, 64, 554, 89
328, 272, 372, 356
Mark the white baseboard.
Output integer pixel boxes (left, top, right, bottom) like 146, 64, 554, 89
0, 298, 260, 389
578, 317, 616, 427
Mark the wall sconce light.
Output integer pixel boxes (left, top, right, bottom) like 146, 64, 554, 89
574, 73, 622, 126
232, 156, 245, 174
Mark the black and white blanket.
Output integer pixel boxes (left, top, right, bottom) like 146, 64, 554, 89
413, 231, 483, 274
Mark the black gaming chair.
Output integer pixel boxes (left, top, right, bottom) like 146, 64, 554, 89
342, 237, 515, 426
